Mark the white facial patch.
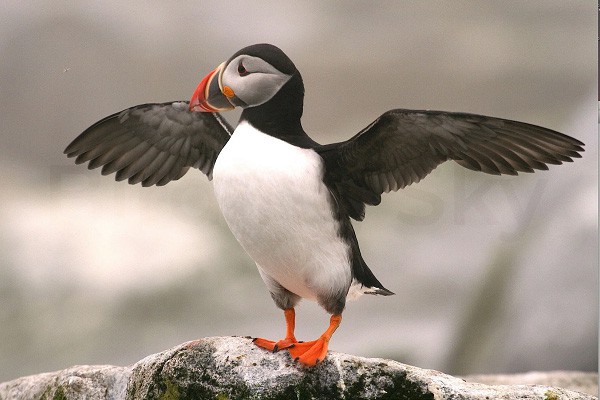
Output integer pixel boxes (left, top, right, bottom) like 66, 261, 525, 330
221, 55, 292, 107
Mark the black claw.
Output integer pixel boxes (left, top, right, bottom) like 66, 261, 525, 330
272, 345, 279, 353
251, 338, 257, 343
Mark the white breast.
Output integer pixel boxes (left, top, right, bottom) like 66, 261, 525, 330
212, 122, 351, 301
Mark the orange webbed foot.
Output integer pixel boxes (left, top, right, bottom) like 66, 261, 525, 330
252, 337, 277, 352
252, 337, 297, 353
288, 338, 329, 366
253, 308, 298, 353
288, 314, 342, 367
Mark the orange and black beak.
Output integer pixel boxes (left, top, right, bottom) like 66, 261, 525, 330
189, 62, 237, 112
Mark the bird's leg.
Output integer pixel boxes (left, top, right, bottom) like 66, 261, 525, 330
252, 308, 298, 352
288, 314, 342, 367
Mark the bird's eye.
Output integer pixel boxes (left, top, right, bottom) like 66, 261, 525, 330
237, 62, 249, 76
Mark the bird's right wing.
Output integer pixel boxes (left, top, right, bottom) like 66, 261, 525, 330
64, 101, 233, 186
319, 109, 584, 221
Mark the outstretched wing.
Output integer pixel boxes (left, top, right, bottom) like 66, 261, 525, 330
64, 101, 233, 186
319, 109, 584, 221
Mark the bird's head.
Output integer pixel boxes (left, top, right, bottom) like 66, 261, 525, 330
189, 44, 299, 113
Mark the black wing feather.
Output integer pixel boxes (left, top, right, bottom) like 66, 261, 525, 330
319, 109, 584, 221
64, 101, 233, 186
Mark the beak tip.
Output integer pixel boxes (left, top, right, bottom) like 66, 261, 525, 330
188, 99, 203, 112
189, 68, 215, 112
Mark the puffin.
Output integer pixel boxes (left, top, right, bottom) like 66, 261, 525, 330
64, 43, 584, 367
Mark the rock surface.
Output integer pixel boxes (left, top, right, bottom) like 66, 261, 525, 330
463, 371, 598, 398
0, 365, 130, 400
0, 336, 596, 400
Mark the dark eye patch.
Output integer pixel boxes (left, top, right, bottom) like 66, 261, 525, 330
237, 62, 249, 76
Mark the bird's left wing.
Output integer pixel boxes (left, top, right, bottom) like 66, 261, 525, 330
64, 101, 233, 186
318, 109, 584, 221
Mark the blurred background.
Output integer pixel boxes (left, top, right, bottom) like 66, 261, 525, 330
0, 1, 596, 382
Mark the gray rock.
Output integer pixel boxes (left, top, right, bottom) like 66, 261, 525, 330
0, 365, 130, 400
0, 336, 596, 400
463, 371, 598, 398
